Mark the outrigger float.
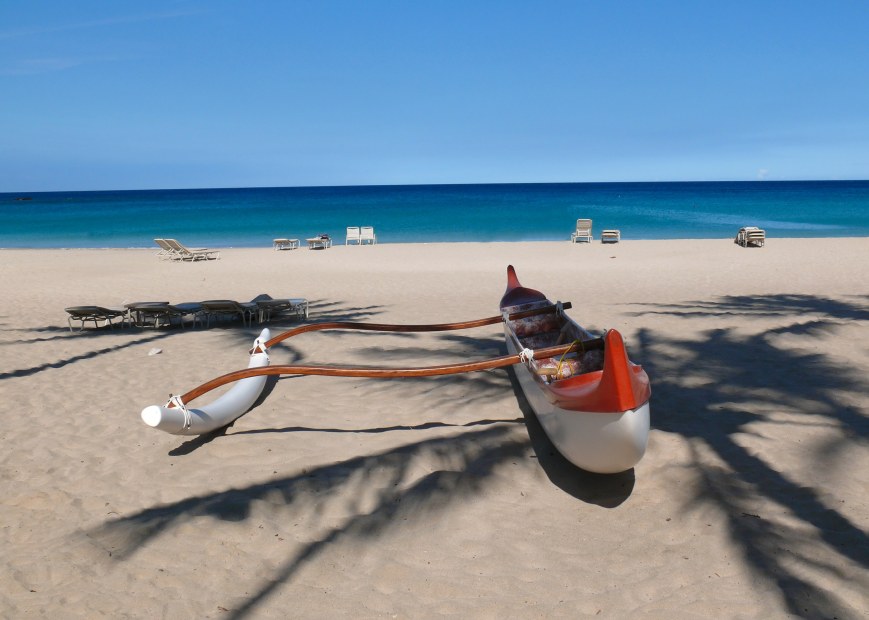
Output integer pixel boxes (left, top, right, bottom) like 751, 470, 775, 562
141, 266, 651, 474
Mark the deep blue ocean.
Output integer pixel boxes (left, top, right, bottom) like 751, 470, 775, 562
1, 181, 867, 248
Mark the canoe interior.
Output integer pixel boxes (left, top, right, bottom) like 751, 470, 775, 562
503, 300, 604, 384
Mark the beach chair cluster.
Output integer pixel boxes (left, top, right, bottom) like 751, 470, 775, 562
65, 296, 308, 331
346, 226, 377, 245
154, 239, 220, 261
570, 219, 621, 244
735, 226, 766, 247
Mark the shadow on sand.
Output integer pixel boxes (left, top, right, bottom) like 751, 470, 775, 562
90, 294, 868, 617
631, 293, 869, 618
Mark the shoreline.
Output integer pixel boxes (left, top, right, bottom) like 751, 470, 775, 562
2, 234, 869, 251
2, 238, 867, 617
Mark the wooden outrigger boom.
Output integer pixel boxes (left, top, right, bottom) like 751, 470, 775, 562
262, 302, 573, 349
180, 339, 601, 402
141, 302, 582, 435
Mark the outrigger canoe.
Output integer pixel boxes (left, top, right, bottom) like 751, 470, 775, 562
141, 265, 650, 474
501, 266, 651, 473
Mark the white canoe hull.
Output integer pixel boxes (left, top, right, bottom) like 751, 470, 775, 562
141, 329, 271, 435
506, 329, 649, 474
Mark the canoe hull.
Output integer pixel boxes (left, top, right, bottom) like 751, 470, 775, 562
501, 265, 650, 473
507, 327, 649, 473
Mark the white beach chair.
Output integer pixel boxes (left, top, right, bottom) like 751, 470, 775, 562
601, 230, 621, 243
346, 227, 361, 245
165, 239, 221, 261
307, 235, 333, 249
273, 238, 299, 250
360, 226, 376, 245
570, 219, 593, 243
154, 238, 178, 259
736, 227, 766, 247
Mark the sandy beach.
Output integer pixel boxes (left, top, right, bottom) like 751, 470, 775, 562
1, 238, 867, 618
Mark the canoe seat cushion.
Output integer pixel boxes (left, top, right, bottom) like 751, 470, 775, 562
511, 314, 561, 337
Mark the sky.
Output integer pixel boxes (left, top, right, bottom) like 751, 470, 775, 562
1, 1, 868, 192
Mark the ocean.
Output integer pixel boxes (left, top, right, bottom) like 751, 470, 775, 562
1, 181, 867, 248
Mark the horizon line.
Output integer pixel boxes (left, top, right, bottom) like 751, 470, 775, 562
3, 178, 868, 196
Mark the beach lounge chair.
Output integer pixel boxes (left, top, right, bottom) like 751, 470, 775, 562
360, 226, 377, 245
601, 229, 621, 243
65, 306, 127, 331
346, 227, 361, 245
154, 239, 178, 259
307, 234, 333, 249
273, 238, 299, 250
165, 239, 221, 261
201, 300, 258, 327
126, 302, 204, 328
251, 294, 309, 323
735, 227, 766, 247
570, 219, 593, 243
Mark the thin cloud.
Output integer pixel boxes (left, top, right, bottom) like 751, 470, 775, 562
0, 9, 206, 41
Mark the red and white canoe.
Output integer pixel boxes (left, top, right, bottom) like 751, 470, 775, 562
501, 266, 651, 473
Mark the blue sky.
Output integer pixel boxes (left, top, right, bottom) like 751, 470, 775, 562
2, 1, 868, 192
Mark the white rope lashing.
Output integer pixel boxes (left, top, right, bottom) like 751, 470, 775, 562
168, 394, 193, 430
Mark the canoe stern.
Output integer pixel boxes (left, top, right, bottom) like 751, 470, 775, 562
587, 329, 650, 412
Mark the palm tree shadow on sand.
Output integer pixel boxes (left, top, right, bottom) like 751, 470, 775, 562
109, 293, 869, 616
91, 324, 643, 617
89, 423, 529, 618
631, 293, 869, 618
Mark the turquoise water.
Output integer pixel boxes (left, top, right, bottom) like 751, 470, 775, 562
1, 181, 867, 248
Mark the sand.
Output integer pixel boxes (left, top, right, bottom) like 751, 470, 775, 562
1, 238, 867, 618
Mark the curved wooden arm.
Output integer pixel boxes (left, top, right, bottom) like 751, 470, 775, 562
179, 335, 602, 405
264, 302, 571, 348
